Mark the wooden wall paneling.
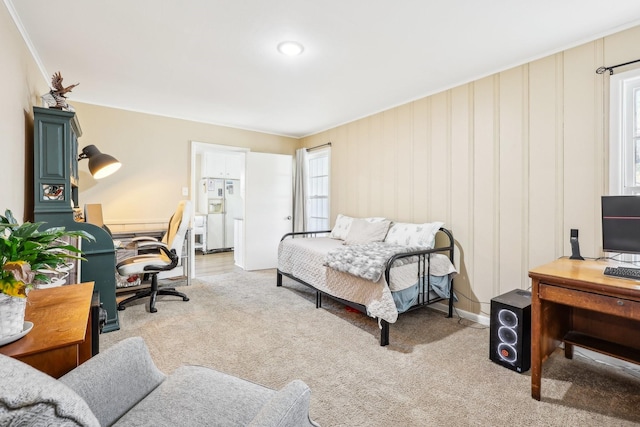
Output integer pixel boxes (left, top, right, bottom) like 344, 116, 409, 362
472, 75, 499, 309
602, 25, 640, 71
449, 84, 473, 306
355, 118, 370, 217
328, 126, 345, 222
429, 91, 450, 223
345, 121, 359, 215
412, 98, 430, 219
593, 38, 605, 254
382, 109, 398, 220
396, 103, 414, 221
554, 55, 566, 259
563, 42, 599, 258
528, 55, 562, 269
369, 113, 385, 217
498, 66, 527, 293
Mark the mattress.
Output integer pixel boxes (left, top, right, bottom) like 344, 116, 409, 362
278, 237, 456, 324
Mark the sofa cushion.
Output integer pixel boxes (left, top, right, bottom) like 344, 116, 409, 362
248, 380, 313, 427
114, 365, 275, 426
0, 353, 100, 427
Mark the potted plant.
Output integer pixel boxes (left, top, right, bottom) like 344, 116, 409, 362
0, 209, 94, 338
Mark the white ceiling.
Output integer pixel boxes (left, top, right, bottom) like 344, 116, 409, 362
6, 1, 640, 138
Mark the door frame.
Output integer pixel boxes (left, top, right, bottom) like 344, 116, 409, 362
190, 141, 249, 276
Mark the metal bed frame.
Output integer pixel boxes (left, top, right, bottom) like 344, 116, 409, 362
277, 227, 455, 346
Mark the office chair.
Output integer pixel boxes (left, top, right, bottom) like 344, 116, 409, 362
116, 200, 192, 313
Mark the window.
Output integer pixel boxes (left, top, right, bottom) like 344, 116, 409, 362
610, 68, 640, 195
306, 148, 330, 231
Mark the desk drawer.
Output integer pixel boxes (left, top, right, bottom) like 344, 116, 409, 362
539, 284, 640, 320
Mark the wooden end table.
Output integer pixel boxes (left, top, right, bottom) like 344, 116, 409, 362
0, 282, 96, 378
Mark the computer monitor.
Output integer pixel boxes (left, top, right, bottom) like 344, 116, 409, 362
601, 195, 640, 254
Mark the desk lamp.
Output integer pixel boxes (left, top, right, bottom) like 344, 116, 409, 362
78, 145, 121, 179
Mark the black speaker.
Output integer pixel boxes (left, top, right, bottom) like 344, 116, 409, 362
489, 289, 531, 373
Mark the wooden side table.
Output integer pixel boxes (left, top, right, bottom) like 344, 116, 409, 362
0, 282, 96, 378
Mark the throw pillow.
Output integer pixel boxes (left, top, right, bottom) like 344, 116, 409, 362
330, 214, 353, 240
344, 219, 391, 245
384, 221, 444, 248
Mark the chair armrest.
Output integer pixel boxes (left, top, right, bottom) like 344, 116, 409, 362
59, 337, 166, 427
135, 240, 168, 250
125, 239, 168, 251
131, 236, 159, 242
248, 380, 319, 427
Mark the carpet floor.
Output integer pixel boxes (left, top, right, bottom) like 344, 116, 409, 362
101, 270, 640, 426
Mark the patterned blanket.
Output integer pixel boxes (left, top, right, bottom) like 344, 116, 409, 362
325, 242, 423, 282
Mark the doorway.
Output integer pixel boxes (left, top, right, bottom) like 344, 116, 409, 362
190, 142, 248, 277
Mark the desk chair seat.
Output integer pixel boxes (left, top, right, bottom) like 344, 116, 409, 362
116, 201, 191, 313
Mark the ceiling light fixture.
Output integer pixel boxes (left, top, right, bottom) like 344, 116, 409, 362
277, 41, 304, 56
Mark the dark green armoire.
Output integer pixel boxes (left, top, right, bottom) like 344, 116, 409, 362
32, 106, 120, 332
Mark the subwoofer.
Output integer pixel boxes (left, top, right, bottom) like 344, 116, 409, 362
489, 289, 531, 373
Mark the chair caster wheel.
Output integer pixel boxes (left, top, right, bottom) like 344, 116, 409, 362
118, 306, 126, 311
183, 297, 190, 302
150, 307, 157, 313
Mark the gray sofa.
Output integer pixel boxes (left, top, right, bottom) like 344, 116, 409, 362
0, 336, 319, 426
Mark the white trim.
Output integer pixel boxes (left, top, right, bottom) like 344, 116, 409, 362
609, 68, 640, 195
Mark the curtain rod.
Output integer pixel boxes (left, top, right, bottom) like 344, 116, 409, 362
596, 58, 640, 75
306, 142, 332, 152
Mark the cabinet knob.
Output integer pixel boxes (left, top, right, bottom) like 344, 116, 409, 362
285, 216, 292, 220
617, 300, 624, 306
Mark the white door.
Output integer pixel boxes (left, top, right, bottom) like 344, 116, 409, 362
243, 152, 292, 270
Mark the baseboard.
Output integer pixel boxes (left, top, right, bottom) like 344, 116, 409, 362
430, 302, 490, 326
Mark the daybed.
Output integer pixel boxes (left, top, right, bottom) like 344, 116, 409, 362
0, 336, 319, 426
277, 215, 456, 346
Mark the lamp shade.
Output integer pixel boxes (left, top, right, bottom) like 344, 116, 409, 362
78, 145, 121, 179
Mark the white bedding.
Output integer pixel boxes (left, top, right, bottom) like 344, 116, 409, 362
278, 237, 457, 324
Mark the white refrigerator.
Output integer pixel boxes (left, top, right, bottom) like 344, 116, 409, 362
198, 178, 242, 251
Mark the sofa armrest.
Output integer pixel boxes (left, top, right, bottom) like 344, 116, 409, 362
59, 336, 166, 427
248, 380, 319, 427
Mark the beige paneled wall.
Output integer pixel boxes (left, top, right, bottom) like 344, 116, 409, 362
301, 25, 640, 315
72, 102, 298, 225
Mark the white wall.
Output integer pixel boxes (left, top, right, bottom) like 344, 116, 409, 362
0, 3, 48, 221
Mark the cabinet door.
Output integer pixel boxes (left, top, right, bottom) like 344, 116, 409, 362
202, 153, 226, 178
225, 154, 243, 179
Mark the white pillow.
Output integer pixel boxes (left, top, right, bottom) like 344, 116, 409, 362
384, 222, 444, 248
330, 215, 388, 240
344, 219, 391, 245
330, 214, 353, 240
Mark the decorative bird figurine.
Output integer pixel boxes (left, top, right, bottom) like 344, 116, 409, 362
48, 72, 79, 110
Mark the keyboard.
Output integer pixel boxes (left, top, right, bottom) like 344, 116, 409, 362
603, 266, 640, 280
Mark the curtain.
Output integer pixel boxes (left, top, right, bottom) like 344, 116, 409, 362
293, 148, 308, 232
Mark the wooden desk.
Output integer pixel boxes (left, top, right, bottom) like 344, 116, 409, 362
529, 259, 640, 400
0, 282, 95, 378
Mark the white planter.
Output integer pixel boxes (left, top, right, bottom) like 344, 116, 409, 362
0, 293, 27, 339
